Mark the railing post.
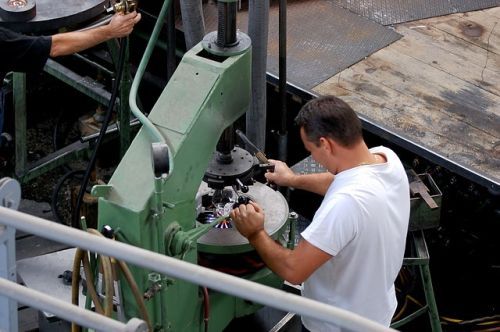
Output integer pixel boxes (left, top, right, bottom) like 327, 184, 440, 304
0, 225, 18, 332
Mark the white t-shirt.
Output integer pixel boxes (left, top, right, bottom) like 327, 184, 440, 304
301, 146, 410, 332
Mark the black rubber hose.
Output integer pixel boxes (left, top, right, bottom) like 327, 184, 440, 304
72, 38, 128, 228
51, 169, 85, 224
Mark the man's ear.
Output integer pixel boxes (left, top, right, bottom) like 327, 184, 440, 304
319, 137, 337, 155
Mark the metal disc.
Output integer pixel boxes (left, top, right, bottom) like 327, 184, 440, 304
0, 177, 21, 210
0, 0, 107, 33
201, 31, 251, 57
196, 181, 289, 254
0, 0, 36, 22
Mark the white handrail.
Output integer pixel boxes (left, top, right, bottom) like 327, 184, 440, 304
0, 207, 396, 332
0, 278, 146, 332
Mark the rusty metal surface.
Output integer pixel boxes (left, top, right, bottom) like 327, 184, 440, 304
330, 0, 500, 25
0, 0, 108, 32
201, 0, 401, 90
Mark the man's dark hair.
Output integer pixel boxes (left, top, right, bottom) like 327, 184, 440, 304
294, 95, 363, 147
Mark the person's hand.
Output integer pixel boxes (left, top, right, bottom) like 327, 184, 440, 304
264, 159, 297, 187
230, 201, 265, 241
107, 11, 141, 39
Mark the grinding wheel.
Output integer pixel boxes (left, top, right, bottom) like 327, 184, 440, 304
196, 181, 289, 254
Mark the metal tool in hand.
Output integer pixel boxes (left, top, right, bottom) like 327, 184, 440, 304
235, 129, 277, 189
236, 129, 270, 164
107, 0, 137, 14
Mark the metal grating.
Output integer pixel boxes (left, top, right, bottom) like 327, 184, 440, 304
201, 0, 402, 90
330, 0, 500, 25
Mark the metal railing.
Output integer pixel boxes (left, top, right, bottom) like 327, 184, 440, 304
0, 207, 396, 332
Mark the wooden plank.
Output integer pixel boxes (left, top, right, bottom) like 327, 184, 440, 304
393, 24, 500, 96
480, 6, 500, 20
325, 45, 499, 137
313, 42, 500, 184
427, 12, 500, 54
315, 74, 497, 161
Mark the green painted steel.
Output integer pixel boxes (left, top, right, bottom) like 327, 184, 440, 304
96, 42, 287, 331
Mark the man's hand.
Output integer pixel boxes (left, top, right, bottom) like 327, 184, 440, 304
230, 201, 265, 241
106, 11, 142, 39
264, 159, 297, 187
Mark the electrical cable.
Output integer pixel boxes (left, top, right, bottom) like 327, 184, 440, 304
71, 37, 128, 229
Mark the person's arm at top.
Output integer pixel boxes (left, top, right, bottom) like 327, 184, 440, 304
264, 159, 334, 196
230, 202, 331, 285
50, 11, 141, 57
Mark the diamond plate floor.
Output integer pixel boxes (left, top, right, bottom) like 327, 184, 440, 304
330, 0, 500, 25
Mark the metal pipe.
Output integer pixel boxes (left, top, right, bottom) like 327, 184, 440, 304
0, 207, 396, 332
128, 0, 172, 145
246, 0, 269, 150
0, 278, 147, 332
278, 0, 288, 162
166, 0, 176, 81
179, 0, 206, 49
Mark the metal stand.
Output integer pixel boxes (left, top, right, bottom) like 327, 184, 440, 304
12, 47, 132, 183
391, 230, 442, 332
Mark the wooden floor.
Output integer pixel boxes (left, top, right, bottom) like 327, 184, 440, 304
314, 7, 500, 190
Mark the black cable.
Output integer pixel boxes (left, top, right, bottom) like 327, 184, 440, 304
51, 169, 85, 224
72, 38, 128, 228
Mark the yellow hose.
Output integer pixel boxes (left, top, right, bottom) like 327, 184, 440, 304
87, 229, 114, 317
71, 228, 153, 331
71, 248, 84, 332
81, 251, 104, 314
117, 259, 152, 331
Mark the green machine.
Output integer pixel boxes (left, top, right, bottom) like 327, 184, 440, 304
88, 1, 292, 331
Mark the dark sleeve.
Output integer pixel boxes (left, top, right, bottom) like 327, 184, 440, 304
0, 27, 52, 73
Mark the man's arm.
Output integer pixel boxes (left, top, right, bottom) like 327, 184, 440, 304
50, 12, 141, 57
265, 159, 334, 196
230, 202, 331, 284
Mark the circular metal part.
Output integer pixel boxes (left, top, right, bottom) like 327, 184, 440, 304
151, 142, 170, 177
0, 177, 21, 210
201, 31, 251, 57
0, 0, 36, 22
0, 0, 108, 33
204, 147, 255, 188
196, 181, 289, 254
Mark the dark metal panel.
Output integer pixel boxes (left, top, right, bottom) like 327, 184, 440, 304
330, 0, 500, 25
246, 0, 402, 89
201, 0, 401, 90
0, 0, 108, 32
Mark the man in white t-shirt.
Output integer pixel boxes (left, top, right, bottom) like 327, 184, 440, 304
230, 95, 410, 331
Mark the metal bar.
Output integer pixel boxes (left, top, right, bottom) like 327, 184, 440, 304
13, 72, 27, 178
0, 278, 146, 332
71, 53, 115, 78
390, 305, 428, 329
119, 40, 132, 157
269, 312, 296, 332
421, 264, 442, 332
43, 59, 118, 108
18, 140, 90, 183
0, 207, 396, 332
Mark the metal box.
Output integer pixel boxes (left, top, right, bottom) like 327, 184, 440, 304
409, 173, 442, 231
